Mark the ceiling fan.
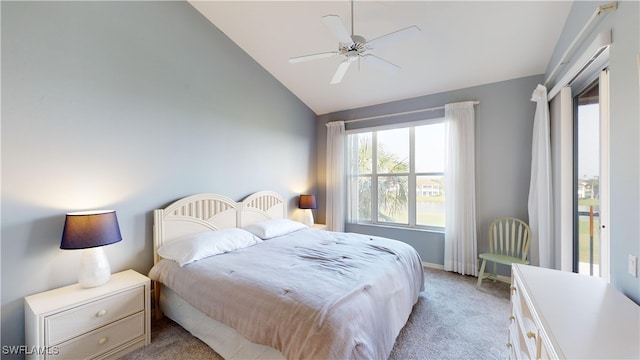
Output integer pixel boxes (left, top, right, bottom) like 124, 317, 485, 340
288, 2, 420, 84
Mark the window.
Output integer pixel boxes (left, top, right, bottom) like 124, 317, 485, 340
347, 120, 445, 229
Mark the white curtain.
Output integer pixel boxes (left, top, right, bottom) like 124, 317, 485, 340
444, 102, 477, 276
326, 121, 346, 232
550, 86, 573, 271
528, 84, 554, 268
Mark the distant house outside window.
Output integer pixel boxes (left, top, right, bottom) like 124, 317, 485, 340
346, 120, 445, 230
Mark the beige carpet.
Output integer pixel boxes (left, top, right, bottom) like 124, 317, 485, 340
120, 267, 511, 359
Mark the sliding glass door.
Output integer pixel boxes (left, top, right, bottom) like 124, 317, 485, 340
573, 69, 610, 279
574, 81, 600, 276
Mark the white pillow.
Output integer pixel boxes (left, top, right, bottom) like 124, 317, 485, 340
244, 219, 308, 240
158, 228, 262, 266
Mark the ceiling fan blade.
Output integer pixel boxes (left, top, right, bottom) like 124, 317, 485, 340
366, 25, 421, 49
362, 54, 400, 74
330, 59, 352, 84
289, 52, 339, 64
322, 15, 353, 45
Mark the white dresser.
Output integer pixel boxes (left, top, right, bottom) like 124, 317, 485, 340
25, 270, 151, 360
509, 264, 639, 359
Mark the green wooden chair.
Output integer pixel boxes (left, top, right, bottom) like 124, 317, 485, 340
476, 217, 531, 289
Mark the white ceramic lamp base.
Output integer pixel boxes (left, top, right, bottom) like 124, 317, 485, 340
78, 247, 112, 288
302, 209, 315, 227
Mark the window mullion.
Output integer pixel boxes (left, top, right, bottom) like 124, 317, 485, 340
408, 127, 416, 227
371, 131, 378, 224
348, 135, 359, 222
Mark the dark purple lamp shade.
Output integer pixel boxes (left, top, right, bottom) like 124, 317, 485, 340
299, 195, 317, 210
60, 210, 122, 250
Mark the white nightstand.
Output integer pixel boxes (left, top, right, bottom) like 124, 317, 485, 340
24, 269, 151, 360
311, 223, 327, 230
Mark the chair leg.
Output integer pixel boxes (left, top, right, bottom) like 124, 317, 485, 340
476, 259, 487, 289
492, 262, 497, 282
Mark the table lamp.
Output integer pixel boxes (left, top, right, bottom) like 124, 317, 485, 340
60, 210, 122, 288
299, 194, 317, 227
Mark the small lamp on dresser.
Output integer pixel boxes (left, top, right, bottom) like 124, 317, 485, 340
299, 194, 317, 227
60, 210, 122, 288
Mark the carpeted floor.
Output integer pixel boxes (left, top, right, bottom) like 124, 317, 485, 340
120, 267, 511, 359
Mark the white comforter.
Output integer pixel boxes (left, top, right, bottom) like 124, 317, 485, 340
149, 229, 424, 360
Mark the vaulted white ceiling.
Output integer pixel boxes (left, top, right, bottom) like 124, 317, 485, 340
190, 1, 573, 115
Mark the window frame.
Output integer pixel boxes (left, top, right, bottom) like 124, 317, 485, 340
346, 118, 445, 231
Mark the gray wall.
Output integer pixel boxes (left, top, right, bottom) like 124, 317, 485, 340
317, 75, 542, 268
1, 1, 316, 351
547, 1, 640, 302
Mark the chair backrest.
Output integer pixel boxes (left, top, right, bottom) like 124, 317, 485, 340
488, 217, 531, 262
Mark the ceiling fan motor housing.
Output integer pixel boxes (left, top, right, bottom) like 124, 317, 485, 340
340, 35, 367, 56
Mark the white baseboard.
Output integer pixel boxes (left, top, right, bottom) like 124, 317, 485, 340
422, 261, 444, 270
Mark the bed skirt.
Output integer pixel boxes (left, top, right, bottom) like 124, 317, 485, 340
159, 284, 285, 360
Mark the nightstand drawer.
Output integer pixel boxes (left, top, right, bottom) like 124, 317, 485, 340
45, 287, 144, 345
54, 311, 144, 360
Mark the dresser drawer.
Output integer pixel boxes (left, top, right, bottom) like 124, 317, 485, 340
509, 312, 533, 360
52, 311, 144, 360
510, 273, 542, 359
507, 315, 522, 359
45, 287, 144, 345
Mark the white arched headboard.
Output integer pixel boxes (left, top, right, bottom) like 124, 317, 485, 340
240, 191, 285, 227
153, 191, 286, 265
153, 193, 238, 265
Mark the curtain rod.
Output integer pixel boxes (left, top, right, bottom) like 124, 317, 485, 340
544, 2, 617, 87
337, 101, 480, 124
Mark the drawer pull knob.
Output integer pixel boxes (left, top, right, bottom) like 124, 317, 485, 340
510, 286, 517, 293
509, 315, 515, 321
98, 337, 109, 345
96, 309, 107, 317
506, 342, 512, 348
527, 331, 536, 339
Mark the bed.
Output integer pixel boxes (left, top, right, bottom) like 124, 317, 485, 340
149, 191, 424, 359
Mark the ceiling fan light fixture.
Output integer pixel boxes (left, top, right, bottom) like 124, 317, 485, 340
346, 51, 360, 60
